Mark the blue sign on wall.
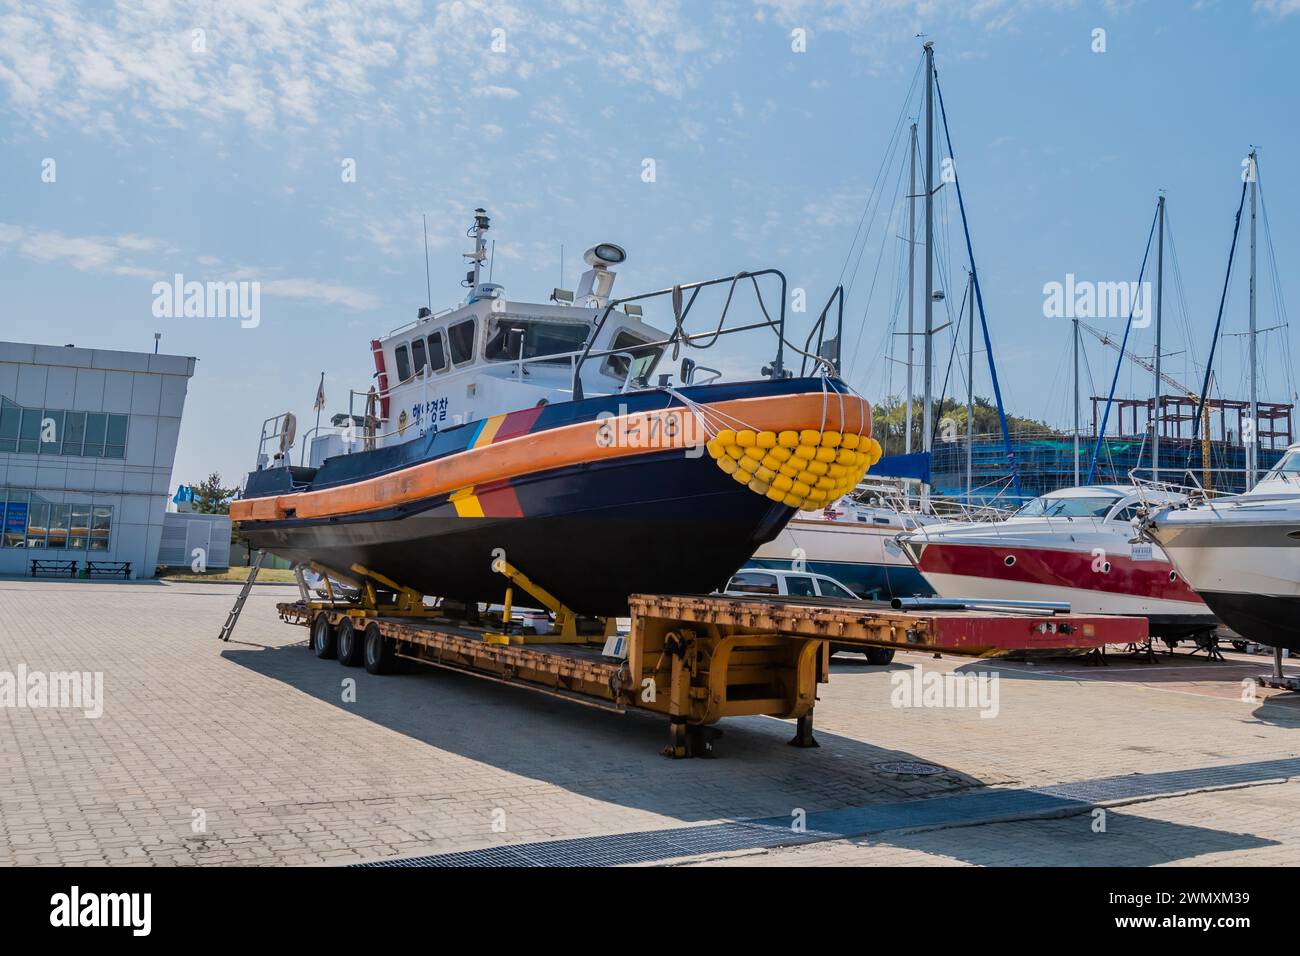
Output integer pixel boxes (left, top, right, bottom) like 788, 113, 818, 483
4, 501, 28, 538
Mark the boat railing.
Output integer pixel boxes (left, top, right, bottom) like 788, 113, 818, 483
569, 268, 836, 400
386, 306, 456, 339
799, 285, 844, 377
1129, 470, 1223, 511
255, 412, 297, 470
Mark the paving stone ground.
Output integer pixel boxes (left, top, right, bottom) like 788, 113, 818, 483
1, 579, 1297, 866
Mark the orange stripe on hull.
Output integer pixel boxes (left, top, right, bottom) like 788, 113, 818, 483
231, 391, 871, 523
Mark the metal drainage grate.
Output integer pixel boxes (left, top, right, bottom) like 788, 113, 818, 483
873, 761, 946, 776
356, 755, 1300, 868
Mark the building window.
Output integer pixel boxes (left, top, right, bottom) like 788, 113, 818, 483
62, 411, 87, 456
25, 497, 50, 549
0, 398, 127, 459
18, 408, 42, 454
68, 504, 91, 550
105, 415, 127, 459
0, 489, 113, 551
90, 507, 113, 551
47, 504, 70, 549
0, 402, 18, 450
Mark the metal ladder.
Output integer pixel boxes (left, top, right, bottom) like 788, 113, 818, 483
218, 550, 265, 642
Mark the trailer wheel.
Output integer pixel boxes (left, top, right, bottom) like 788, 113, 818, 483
312, 613, 337, 659
863, 647, 895, 665
337, 617, 363, 667
363, 622, 394, 675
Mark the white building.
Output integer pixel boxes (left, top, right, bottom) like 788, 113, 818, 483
0, 341, 196, 578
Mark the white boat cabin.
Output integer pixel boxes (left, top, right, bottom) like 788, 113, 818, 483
309, 210, 670, 465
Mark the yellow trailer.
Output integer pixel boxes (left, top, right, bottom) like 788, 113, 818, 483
260, 563, 1145, 757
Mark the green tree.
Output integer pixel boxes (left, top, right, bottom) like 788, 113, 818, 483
190, 472, 240, 515
872, 396, 1061, 457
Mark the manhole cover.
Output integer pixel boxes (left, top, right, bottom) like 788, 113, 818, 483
873, 761, 945, 776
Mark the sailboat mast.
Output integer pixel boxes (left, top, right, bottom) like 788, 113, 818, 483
906, 122, 918, 456
922, 41, 935, 500
967, 270, 974, 499
1248, 148, 1258, 488
1153, 191, 1165, 482
1073, 317, 1080, 485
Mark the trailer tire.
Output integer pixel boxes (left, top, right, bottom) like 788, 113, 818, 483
863, 647, 895, 665
311, 613, 337, 659
363, 622, 394, 675
337, 617, 363, 667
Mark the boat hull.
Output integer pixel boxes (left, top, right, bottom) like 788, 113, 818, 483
234, 376, 873, 617
240, 450, 793, 617
1147, 508, 1300, 650
751, 516, 934, 599
902, 526, 1218, 638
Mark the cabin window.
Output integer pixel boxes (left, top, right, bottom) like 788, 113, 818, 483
1014, 494, 1122, 519
447, 319, 476, 366
1267, 451, 1300, 479
484, 317, 590, 364
411, 337, 427, 374
427, 332, 447, 372
394, 344, 411, 382
1111, 504, 1142, 524
601, 329, 661, 382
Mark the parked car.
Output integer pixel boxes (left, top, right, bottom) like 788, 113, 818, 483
718, 567, 895, 665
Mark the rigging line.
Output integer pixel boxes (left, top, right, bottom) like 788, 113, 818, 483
1085, 200, 1159, 484
834, 56, 925, 291
846, 136, 913, 379
1163, 208, 1200, 383
840, 73, 922, 305
1187, 178, 1250, 469
1258, 172, 1297, 405
929, 280, 969, 448
931, 64, 1023, 501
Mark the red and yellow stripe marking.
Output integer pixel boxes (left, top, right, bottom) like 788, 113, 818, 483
231, 391, 871, 524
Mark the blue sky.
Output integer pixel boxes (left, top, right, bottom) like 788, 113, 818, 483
1, 0, 1297, 488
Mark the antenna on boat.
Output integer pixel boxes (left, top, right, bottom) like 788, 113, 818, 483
463, 208, 490, 290
422, 214, 433, 312
490, 239, 496, 283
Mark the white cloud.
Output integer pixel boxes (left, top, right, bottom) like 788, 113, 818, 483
1254, 0, 1300, 16
259, 278, 383, 311
0, 222, 380, 310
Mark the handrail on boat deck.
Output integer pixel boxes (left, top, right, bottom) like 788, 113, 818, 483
800, 285, 844, 377
568, 268, 800, 400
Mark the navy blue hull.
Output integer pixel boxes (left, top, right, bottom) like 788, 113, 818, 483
240, 450, 793, 616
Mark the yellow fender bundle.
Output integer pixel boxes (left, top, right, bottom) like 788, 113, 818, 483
705, 428, 883, 510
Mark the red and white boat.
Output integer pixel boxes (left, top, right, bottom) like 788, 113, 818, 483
898, 485, 1219, 639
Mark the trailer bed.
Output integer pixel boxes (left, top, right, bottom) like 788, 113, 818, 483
273, 589, 1145, 757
